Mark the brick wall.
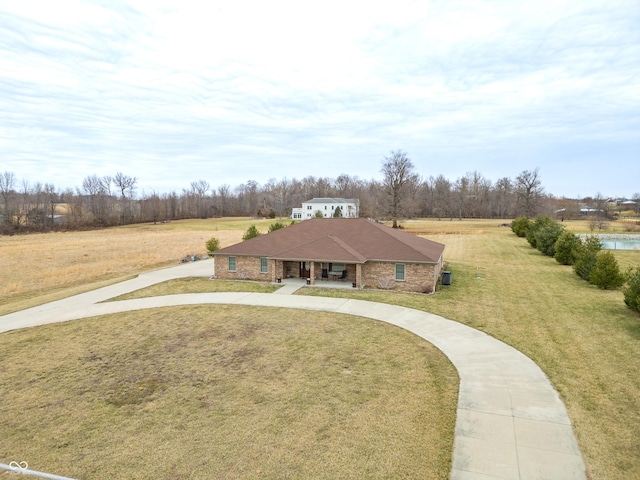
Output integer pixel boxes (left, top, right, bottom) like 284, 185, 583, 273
213, 255, 271, 281
214, 255, 443, 294
362, 261, 439, 294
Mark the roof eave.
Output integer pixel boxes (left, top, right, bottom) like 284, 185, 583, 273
271, 256, 365, 264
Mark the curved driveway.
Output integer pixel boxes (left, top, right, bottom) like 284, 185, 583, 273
1, 259, 586, 479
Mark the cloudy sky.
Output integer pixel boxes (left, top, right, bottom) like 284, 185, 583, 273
1, 0, 638, 198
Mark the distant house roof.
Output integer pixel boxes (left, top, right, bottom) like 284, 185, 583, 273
304, 198, 358, 205
214, 218, 445, 264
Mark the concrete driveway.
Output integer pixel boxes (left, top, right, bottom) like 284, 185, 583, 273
0, 259, 586, 479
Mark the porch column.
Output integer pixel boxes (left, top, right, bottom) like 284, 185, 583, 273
309, 261, 315, 285
356, 263, 362, 288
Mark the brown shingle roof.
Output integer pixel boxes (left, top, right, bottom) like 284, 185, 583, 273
214, 218, 445, 264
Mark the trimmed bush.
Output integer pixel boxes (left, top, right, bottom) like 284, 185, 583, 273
205, 237, 220, 256
589, 251, 625, 290
511, 216, 531, 237
525, 216, 560, 252
268, 222, 286, 232
242, 225, 261, 241
534, 222, 564, 257
554, 231, 581, 265
573, 236, 603, 281
623, 267, 640, 313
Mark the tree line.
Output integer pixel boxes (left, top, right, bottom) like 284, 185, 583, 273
0, 152, 636, 233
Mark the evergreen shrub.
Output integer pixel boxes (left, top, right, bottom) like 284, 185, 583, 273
589, 251, 625, 290
623, 267, 640, 313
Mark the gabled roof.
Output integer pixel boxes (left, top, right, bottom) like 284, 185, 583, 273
214, 218, 445, 264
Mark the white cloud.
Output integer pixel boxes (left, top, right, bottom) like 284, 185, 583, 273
0, 0, 638, 197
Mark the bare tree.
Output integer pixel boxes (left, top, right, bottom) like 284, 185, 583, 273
432, 175, 452, 220
516, 168, 544, 218
216, 184, 231, 216
43, 183, 58, 227
113, 172, 138, 224
140, 190, 164, 224
82, 174, 114, 226
466, 171, 491, 218
453, 175, 470, 220
234, 180, 260, 216
27, 181, 46, 229
335, 173, 361, 198
491, 177, 514, 218
380, 150, 419, 228
269, 178, 292, 218
190, 180, 211, 218
593, 192, 611, 219
0, 171, 16, 227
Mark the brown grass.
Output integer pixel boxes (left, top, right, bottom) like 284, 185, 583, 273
0, 305, 458, 479
107, 278, 281, 301
303, 219, 640, 480
2, 217, 640, 479
0, 221, 243, 311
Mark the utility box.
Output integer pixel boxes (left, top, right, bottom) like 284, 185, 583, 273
442, 271, 451, 285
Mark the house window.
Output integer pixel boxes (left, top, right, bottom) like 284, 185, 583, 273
395, 263, 405, 281
228, 256, 236, 271
260, 257, 268, 273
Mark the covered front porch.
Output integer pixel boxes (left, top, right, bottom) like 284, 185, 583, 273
274, 277, 358, 291
275, 260, 362, 288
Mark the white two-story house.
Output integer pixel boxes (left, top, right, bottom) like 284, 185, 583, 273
291, 198, 359, 220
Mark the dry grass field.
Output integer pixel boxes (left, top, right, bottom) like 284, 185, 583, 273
0, 305, 457, 479
1, 217, 639, 479
0, 218, 275, 314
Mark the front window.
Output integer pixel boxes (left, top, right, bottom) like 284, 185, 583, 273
395, 263, 405, 281
228, 256, 236, 271
260, 257, 268, 273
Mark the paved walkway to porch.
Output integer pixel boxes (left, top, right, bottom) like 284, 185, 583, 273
0, 259, 586, 479
274, 278, 355, 295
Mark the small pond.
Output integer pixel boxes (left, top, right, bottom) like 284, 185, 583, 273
578, 234, 640, 250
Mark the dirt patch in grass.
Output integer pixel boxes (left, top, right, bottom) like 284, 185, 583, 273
0, 305, 458, 480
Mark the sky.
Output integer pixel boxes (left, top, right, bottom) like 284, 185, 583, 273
1, 0, 638, 199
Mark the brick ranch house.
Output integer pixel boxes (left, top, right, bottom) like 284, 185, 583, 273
212, 218, 446, 294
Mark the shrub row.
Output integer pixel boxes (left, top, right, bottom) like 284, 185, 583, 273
512, 216, 639, 313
